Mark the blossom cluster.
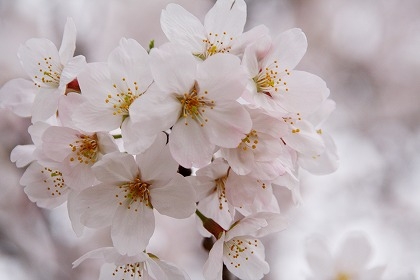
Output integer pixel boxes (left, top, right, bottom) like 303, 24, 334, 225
0, 0, 338, 279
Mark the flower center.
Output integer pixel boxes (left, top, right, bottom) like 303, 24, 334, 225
69, 134, 98, 164
178, 82, 214, 126
336, 273, 351, 280
118, 177, 151, 209
33, 56, 63, 88
215, 175, 228, 210
194, 31, 234, 60
253, 61, 290, 97
112, 262, 144, 279
40, 167, 66, 197
224, 238, 260, 269
105, 77, 143, 118
239, 129, 259, 151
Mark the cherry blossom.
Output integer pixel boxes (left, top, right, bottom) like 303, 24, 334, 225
41, 126, 119, 190
305, 232, 386, 280
160, 0, 268, 60
131, 48, 252, 168
242, 28, 328, 114
72, 38, 154, 154
0, 18, 86, 122
73, 247, 190, 280
73, 133, 196, 255
202, 212, 288, 280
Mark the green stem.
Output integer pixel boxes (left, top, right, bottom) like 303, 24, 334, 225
112, 134, 122, 139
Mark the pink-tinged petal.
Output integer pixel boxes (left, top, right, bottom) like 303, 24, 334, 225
136, 133, 178, 182
305, 237, 334, 278
196, 54, 246, 101
231, 25, 270, 56
242, 212, 288, 238
188, 176, 215, 201
57, 92, 86, 128
146, 258, 190, 280
298, 131, 339, 175
225, 172, 260, 207
20, 161, 69, 209
59, 55, 86, 87
28, 121, 50, 147
97, 132, 119, 154
203, 233, 224, 280
161, 4, 206, 53
11, 145, 36, 168
335, 233, 373, 273
62, 161, 96, 191
198, 191, 235, 230
282, 119, 325, 155
276, 70, 329, 114
196, 157, 230, 179
251, 160, 286, 180
18, 38, 61, 86
121, 117, 157, 155
262, 28, 307, 71
77, 183, 119, 228
237, 187, 280, 216
129, 86, 180, 135
67, 190, 85, 237
92, 152, 138, 184
169, 119, 215, 168
204, 0, 246, 36
307, 99, 336, 127
150, 174, 196, 219
0, 78, 36, 117
226, 215, 267, 240
59, 17, 77, 64
111, 203, 155, 255
222, 146, 254, 175
223, 237, 269, 280
108, 38, 153, 91
76, 62, 112, 102
204, 103, 252, 148
42, 126, 79, 162
31, 88, 61, 122
149, 49, 197, 94
73, 101, 122, 132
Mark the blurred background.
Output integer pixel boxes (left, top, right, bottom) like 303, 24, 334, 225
0, 0, 419, 279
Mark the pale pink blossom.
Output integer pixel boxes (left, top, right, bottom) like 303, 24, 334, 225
305, 232, 386, 280
73, 247, 190, 280
242, 28, 329, 114
73, 38, 155, 154
203, 212, 288, 280
73, 133, 196, 255
0, 18, 86, 122
160, 0, 268, 60
131, 48, 251, 168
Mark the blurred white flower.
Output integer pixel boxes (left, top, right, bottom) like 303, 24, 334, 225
305, 232, 386, 280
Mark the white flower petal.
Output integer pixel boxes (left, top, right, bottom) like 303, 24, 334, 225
10, 144, 36, 167
59, 55, 86, 87
223, 237, 269, 280
93, 152, 138, 184
77, 183, 119, 228
111, 203, 155, 255
31, 88, 61, 122
203, 234, 224, 280
59, 17, 77, 64
0, 78, 36, 117
136, 133, 178, 182
161, 4, 206, 53
169, 119, 215, 168
204, 0, 246, 37
150, 174, 196, 219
